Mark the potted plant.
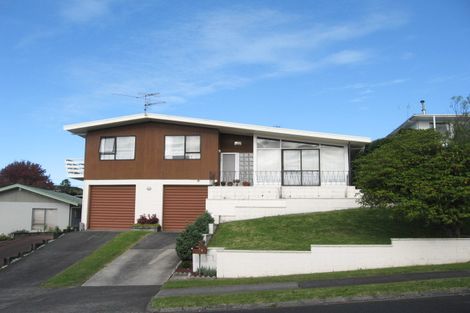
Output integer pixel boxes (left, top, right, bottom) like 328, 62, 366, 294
242, 181, 251, 186
227, 181, 233, 186
233, 179, 240, 186
220, 181, 226, 186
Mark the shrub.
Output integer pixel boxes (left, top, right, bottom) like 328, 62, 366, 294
137, 214, 160, 224
196, 266, 216, 277
193, 212, 215, 234
175, 212, 214, 261
0, 233, 11, 241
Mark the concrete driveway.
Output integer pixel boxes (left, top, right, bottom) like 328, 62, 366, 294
0, 231, 172, 313
83, 232, 179, 286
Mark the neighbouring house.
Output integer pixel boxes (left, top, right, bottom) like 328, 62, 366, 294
389, 114, 460, 137
0, 184, 82, 235
64, 113, 370, 231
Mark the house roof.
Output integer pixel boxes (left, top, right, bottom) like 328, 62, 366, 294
64, 113, 371, 145
389, 114, 460, 136
0, 184, 82, 206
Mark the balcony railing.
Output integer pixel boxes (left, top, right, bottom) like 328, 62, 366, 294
65, 159, 84, 180
219, 171, 349, 186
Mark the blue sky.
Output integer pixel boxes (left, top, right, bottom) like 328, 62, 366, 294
1, 0, 469, 185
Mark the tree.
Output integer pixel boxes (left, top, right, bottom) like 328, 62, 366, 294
0, 161, 54, 189
354, 129, 470, 237
450, 95, 470, 146
55, 179, 83, 196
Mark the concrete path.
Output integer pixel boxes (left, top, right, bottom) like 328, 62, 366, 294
156, 269, 470, 298
83, 232, 179, 286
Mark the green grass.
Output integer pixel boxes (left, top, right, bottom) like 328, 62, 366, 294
163, 262, 470, 290
209, 207, 451, 250
152, 277, 470, 309
43, 231, 149, 288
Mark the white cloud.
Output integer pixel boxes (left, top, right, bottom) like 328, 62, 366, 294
60, 0, 112, 23
56, 7, 408, 118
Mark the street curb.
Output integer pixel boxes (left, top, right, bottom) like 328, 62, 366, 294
147, 289, 470, 312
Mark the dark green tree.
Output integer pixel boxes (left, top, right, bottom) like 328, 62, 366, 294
354, 129, 470, 236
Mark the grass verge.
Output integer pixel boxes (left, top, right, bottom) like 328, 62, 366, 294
43, 231, 149, 288
152, 277, 470, 310
209, 208, 456, 250
163, 261, 470, 289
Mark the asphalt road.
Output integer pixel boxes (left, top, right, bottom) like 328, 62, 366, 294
224, 294, 470, 313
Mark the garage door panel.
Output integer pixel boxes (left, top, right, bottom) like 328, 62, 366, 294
163, 186, 208, 232
89, 185, 135, 230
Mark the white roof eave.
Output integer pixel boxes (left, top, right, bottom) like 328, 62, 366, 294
64, 113, 371, 145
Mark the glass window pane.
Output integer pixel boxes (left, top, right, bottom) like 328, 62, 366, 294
99, 138, 115, 153
185, 153, 201, 159
257, 138, 280, 148
283, 171, 301, 185
282, 141, 318, 149
32, 209, 45, 230
186, 136, 200, 153
100, 154, 114, 160
257, 149, 281, 171
165, 136, 185, 159
302, 150, 319, 170
320, 146, 345, 171
45, 209, 57, 229
302, 171, 320, 186
283, 150, 301, 170
116, 137, 135, 160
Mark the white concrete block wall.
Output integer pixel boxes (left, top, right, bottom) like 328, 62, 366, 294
82, 179, 211, 229
0, 202, 70, 235
202, 239, 470, 278
206, 198, 360, 223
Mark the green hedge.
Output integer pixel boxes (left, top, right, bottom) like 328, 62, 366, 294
175, 212, 214, 261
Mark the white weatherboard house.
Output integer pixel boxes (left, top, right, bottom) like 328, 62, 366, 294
64, 113, 370, 231
0, 184, 82, 235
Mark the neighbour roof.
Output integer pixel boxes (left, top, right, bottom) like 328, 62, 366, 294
389, 114, 460, 136
64, 113, 371, 145
0, 184, 82, 206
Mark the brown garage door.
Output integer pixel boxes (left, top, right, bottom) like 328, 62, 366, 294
163, 186, 208, 232
88, 185, 135, 230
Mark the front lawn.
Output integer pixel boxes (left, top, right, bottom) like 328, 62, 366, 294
163, 261, 470, 290
43, 231, 149, 287
209, 207, 451, 250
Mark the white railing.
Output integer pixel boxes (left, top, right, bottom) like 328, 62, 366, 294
65, 158, 84, 180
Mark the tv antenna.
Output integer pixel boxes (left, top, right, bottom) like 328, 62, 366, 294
112, 92, 165, 115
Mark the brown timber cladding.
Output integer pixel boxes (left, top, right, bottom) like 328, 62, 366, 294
163, 186, 208, 232
84, 122, 219, 180
88, 185, 135, 229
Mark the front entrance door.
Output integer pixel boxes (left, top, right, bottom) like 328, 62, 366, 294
220, 153, 239, 183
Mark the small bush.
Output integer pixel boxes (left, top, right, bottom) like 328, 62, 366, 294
180, 260, 192, 269
196, 266, 216, 277
137, 214, 160, 224
193, 212, 215, 234
176, 224, 203, 261
0, 233, 11, 241
175, 212, 214, 261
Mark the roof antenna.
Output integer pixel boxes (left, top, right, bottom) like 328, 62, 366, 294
112, 92, 165, 115
420, 99, 426, 115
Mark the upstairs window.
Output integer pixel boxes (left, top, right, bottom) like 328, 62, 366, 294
165, 135, 201, 159
99, 136, 136, 160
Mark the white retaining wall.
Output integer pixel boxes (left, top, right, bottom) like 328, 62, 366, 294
206, 186, 361, 223
195, 239, 470, 278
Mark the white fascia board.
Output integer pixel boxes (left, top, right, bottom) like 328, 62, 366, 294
64, 113, 371, 144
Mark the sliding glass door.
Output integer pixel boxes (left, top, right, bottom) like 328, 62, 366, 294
282, 149, 320, 186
